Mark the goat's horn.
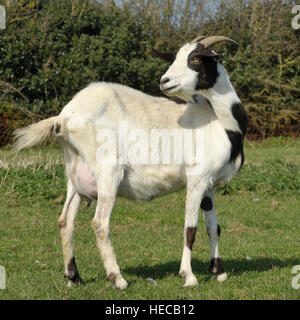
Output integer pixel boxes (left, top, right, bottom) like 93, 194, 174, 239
152, 48, 176, 62
199, 36, 238, 48
190, 35, 206, 43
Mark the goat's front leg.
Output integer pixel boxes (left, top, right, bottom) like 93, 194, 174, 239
179, 177, 207, 287
91, 165, 127, 290
202, 190, 227, 282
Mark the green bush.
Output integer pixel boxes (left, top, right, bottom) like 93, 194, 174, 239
0, 0, 168, 115
0, 0, 299, 147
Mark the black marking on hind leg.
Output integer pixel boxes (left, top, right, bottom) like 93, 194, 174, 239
201, 197, 213, 211
67, 257, 84, 285
209, 258, 224, 275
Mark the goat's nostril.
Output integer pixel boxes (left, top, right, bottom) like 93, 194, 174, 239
160, 77, 170, 85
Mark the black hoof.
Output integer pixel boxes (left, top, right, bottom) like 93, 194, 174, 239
67, 257, 85, 285
209, 258, 225, 275
71, 275, 85, 285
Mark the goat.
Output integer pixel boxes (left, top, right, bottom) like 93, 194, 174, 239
13, 35, 247, 289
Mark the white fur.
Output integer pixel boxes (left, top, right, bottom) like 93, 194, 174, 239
14, 41, 243, 288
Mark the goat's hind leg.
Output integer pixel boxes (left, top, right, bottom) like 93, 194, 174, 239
58, 179, 75, 228
59, 186, 84, 286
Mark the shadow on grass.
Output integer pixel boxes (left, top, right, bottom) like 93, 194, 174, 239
124, 258, 300, 280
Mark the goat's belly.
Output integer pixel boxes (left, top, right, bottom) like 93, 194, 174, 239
71, 160, 185, 201
118, 165, 186, 201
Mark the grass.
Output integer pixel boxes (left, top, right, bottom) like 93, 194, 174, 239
0, 137, 299, 300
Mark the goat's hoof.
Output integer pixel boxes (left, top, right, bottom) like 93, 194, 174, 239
212, 272, 228, 282
183, 275, 198, 287
179, 270, 186, 278
67, 279, 85, 288
66, 273, 85, 287
67, 278, 85, 288
115, 277, 128, 290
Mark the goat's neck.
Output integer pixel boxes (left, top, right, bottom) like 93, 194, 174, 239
199, 64, 242, 133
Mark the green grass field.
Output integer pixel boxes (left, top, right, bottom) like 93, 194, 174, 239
0, 137, 299, 300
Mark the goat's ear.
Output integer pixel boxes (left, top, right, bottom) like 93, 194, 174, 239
152, 48, 176, 62
199, 46, 218, 57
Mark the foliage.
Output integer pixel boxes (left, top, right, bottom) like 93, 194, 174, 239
0, 0, 299, 146
0, 0, 167, 116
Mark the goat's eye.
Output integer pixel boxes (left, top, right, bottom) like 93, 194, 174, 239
193, 57, 201, 64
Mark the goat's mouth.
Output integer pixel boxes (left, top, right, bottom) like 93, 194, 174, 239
161, 84, 180, 95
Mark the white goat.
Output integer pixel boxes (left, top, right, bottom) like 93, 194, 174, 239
14, 35, 247, 289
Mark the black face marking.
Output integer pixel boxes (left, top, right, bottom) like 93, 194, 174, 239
209, 258, 224, 275
187, 44, 219, 90
186, 227, 197, 250
217, 224, 221, 237
200, 197, 213, 211
67, 257, 84, 285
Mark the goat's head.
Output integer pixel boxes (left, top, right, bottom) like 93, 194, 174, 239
159, 36, 238, 100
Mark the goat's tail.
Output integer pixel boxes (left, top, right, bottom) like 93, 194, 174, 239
13, 116, 62, 152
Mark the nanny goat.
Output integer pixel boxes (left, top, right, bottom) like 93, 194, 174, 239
14, 35, 247, 289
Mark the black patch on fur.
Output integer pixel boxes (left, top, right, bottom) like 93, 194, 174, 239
231, 102, 248, 135
200, 197, 213, 211
217, 224, 221, 237
187, 44, 219, 90
186, 227, 197, 250
209, 258, 224, 275
226, 102, 248, 166
67, 257, 84, 285
226, 130, 243, 163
